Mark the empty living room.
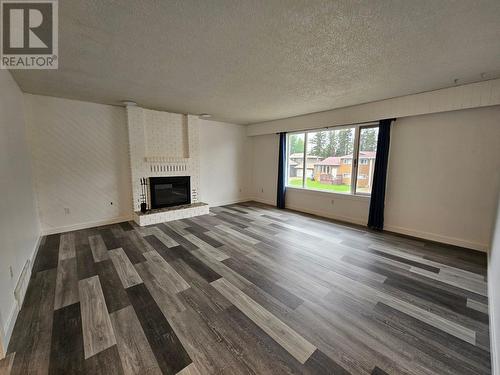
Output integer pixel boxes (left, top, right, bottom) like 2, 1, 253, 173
1, 1, 500, 374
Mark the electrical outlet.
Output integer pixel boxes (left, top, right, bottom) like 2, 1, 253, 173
9, 266, 13, 279
261, 187, 264, 193
64, 207, 70, 215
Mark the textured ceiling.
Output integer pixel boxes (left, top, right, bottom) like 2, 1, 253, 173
10, 0, 500, 124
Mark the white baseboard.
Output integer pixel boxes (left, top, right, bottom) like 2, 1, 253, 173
0, 320, 4, 359
42, 215, 133, 235
489, 252, 499, 375
490, 294, 498, 375
384, 224, 488, 252
1, 233, 43, 355
2, 304, 19, 357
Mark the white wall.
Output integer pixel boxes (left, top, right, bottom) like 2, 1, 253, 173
489, 195, 500, 375
385, 106, 500, 251
0, 71, 41, 354
286, 189, 370, 225
25, 94, 132, 234
199, 120, 251, 206
250, 134, 279, 205
249, 106, 500, 250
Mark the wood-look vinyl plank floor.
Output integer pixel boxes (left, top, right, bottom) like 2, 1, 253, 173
134, 262, 187, 319
79, 276, 117, 359
48, 302, 84, 374
6, 203, 492, 374
110, 305, 162, 375
8, 268, 57, 375
53, 257, 79, 310
108, 247, 143, 289
211, 277, 317, 364
89, 234, 109, 262
58, 232, 76, 261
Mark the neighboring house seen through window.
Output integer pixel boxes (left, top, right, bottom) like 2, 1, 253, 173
286, 124, 379, 195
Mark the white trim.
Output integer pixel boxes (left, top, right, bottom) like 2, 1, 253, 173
286, 121, 378, 135
302, 132, 308, 187
2, 304, 19, 357
41, 215, 133, 235
1, 233, 43, 354
351, 125, 361, 194
286, 123, 376, 196
384, 224, 488, 252
247, 78, 500, 136
0, 317, 4, 359
489, 251, 500, 375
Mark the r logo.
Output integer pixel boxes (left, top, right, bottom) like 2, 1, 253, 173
2, 2, 53, 54
1, 0, 57, 68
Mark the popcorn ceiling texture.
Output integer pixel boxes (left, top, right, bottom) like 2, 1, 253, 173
126, 106, 200, 213
9, 1, 500, 124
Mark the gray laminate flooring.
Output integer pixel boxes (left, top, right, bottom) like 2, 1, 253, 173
2, 202, 490, 374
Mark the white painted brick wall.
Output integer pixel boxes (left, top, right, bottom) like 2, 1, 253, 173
134, 204, 209, 226
126, 106, 201, 212
144, 110, 188, 158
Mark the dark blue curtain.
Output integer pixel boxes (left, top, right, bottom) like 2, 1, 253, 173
277, 132, 287, 209
368, 119, 395, 230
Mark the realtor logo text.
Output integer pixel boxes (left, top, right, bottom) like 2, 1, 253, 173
1, 0, 58, 69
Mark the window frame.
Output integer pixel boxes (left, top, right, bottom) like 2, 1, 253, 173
354, 124, 379, 196
286, 122, 378, 197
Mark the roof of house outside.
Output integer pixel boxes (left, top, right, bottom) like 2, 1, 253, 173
314, 156, 341, 166
340, 151, 376, 159
312, 151, 376, 165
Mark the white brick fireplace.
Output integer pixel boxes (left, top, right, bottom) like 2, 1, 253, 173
126, 104, 208, 225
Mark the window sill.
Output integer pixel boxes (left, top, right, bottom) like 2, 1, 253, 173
285, 186, 371, 201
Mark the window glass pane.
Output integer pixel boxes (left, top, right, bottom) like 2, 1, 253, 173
356, 127, 379, 194
286, 133, 305, 187
305, 128, 355, 194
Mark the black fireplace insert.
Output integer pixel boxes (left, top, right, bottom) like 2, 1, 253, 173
149, 176, 191, 209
